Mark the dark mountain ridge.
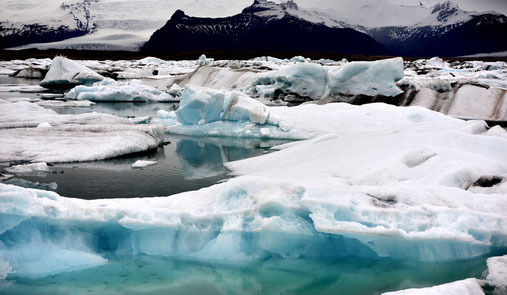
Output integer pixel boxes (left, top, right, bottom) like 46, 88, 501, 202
141, 0, 387, 55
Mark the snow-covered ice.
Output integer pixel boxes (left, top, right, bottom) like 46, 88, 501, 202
65, 78, 177, 102
0, 100, 165, 163
1, 101, 507, 282
39, 56, 104, 89
381, 278, 484, 295
485, 255, 507, 294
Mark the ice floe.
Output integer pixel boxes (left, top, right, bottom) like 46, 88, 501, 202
39, 56, 104, 89
4, 163, 49, 174
65, 78, 177, 102
0, 100, 164, 163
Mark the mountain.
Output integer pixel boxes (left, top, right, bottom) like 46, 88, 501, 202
141, 0, 386, 55
365, 1, 507, 57
0, 0, 97, 49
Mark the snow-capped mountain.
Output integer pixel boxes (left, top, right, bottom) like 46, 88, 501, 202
366, 1, 507, 56
142, 0, 386, 54
0, 0, 254, 50
0, 0, 97, 48
1, 0, 505, 56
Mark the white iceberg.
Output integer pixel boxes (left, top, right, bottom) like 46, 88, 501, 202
39, 56, 104, 88
65, 78, 178, 102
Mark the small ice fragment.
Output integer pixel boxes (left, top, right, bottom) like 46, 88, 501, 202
198, 119, 205, 125
260, 128, 270, 137
36, 122, 52, 128
132, 160, 158, 168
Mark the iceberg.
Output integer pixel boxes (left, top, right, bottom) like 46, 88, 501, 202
155, 85, 298, 139
251, 57, 404, 100
65, 78, 178, 102
176, 85, 269, 125
39, 56, 104, 89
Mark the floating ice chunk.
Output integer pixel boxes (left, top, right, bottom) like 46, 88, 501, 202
35, 100, 95, 108
0, 124, 164, 163
198, 54, 214, 65
176, 85, 269, 125
252, 58, 404, 100
65, 78, 177, 102
382, 278, 484, 295
40, 56, 104, 89
36, 122, 51, 128
327, 57, 404, 97
5, 162, 49, 174
0, 100, 129, 128
132, 160, 158, 168
0, 101, 164, 163
0, 85, 47, 93
0, 258, 13, 280
485, 255, 507, 294
137, 56, 166, 66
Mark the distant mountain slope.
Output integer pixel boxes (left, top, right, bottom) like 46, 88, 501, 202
366, 2, 507, 57
141, 0, 386, 55
0, 0, 96, 49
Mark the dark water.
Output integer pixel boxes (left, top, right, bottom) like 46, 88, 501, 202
1, 255, 487, 295
1, 135, 288, 199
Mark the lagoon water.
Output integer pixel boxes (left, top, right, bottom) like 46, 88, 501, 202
1, 254, 488, 295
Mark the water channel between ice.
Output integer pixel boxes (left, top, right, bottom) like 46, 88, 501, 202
0, 75, 497, 295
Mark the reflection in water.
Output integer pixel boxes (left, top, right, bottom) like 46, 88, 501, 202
3, 255, 487, 295
0, 136, 293, 199
175, 137, 290, 180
